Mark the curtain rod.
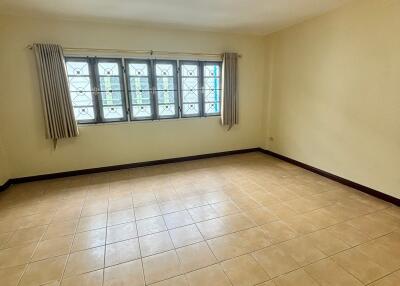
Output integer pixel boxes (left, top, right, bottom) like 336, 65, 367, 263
26, 45, 242, 58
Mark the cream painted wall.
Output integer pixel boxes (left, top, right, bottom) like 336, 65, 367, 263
264, 0, 400, 198
0, 15, 265, 179
0, 135, 10, 185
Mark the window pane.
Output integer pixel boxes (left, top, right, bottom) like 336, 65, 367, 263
180, 63, 200, 116
129, 63, 149, 76
66, 61, 90, 76
130, 91, 151, 105
204, 88, 221, 102
203, 63, 221, 115
155, 62, 177, 118
181, 64, 198, 77
204, 64, 220, 77
97, 60, 125, 121
73, 107, 95, 121
127, 61, 153, 120
102, 106, 124, 119
205, 102, 220, 114
156, 64, 173, 76
156, 77, 174, 92
132, 105, 152, 118
129, 77, 150, 91
66, 60, 95, 122
98, 62, 120, 76
158, 104, 176, 116
183, 103, 199, 115
100, 91, 123, 106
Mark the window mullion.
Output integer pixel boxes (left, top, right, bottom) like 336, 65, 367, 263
90, 57, 102, 123
200, 61, 205, 117
121, 58, 131, 121
150, 59, 158, 120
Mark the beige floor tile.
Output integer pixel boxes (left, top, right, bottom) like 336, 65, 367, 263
0, 232, 12, 249
19, 255, 67, 286
188, 205, 219, 222
252, 246, 300, 278
0, 242, 37, 269
185, 264, 231, 286
136, 216, 167, 236
0, 265, 26, 286
151, 275, 188, 286
369, 270, 400, 286
279, 236, 326, 266
143, 250, 182, 284
139, 231, 173, 257
222, 254, 270, 286
107, 208, 135, 226
305, 258, 363, 286
347, 214, 398, 238
163, 210, 194, 229
72, 228, 106, 252
196, 218, 230, 239
64, 246, 105, 277
332, 248, 389, 284
159, 200, 186, 215
244, 207, 279, 226
106, 222, 137, 244
77, 214, 107, 233
260, 221, 298, 244
306, 229, 350, 255
176, 241, 217, 273
282, 215, 320, 235
61, 269, 103, 286
134, 204, 161, 220
169, 224, 204, 248
32, 235, 73, 261
328, 222, 371, 247
43, 220, 78, 240
108, 198, 133, 213
258, 281, 277, 286
5, 225, 47, 248
104, 259, 144, 286
1, 154, 398, 286
211, 201, 240, 216
356, 239, 400, 272
105, 238, 140, 267
273, 269, 318, 286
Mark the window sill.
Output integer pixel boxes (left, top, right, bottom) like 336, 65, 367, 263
77, 115, 220, 127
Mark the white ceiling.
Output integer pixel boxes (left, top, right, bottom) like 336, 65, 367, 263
0, 0, 352, 35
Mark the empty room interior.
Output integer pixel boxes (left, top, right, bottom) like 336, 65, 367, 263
0, 0, 400, 285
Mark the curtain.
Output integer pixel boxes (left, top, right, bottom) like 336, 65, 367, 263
33, 44, 78, 147
221, 52, 238, 130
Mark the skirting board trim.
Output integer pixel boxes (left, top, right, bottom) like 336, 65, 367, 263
1, 147, 398, 207
260, 149, 399, 206
0, 148, 260, 191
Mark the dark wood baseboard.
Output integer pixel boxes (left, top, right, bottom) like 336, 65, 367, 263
0, 148, 260, 192
260, 149, 399, 206
2, 147, 399, 207
0, 179, 12, 192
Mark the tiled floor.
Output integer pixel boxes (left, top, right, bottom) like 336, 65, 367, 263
0, 152, 399, 286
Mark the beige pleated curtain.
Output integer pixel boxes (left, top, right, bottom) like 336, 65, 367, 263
33, 44, 78, 147
221, 52, 238, 130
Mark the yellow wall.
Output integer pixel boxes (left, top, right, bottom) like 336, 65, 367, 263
0, 15, 265, 179
0, 134, 10, 185
264, 0, 400, 198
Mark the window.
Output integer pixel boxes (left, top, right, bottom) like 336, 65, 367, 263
126, 60, 153, 120
154, 60, 179, 119
180, 61, 201, 117
65, 58, 126, 123
65, 57, 221, 123
203, 62, 221, 115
